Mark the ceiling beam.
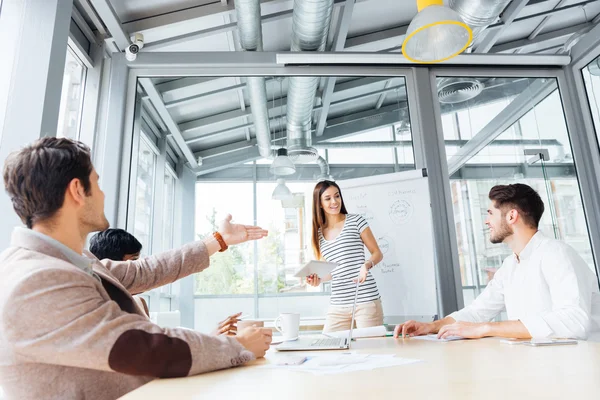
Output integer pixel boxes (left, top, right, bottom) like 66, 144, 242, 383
122, 0, 281, 37
139, 78, 199, 168
475, 0, 530, 53
193, 103, 405, 161
75, 0, 107, 36
129, 0, 364, 51
316, 0, 356, 137
181, 83, 405, 141
196, 139, 258, 159
447, 79, 557, 175
143, 9, 291, 51
157, 77, 218, 102
491, 22, 593, 53
526, 0, 569, 43
345, 25, 408, 51
88, 0, 129, 51
194, 147, 262, 176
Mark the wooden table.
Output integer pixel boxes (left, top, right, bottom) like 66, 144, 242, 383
120, 337, 600, 399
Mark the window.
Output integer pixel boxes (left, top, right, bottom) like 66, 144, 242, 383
438, 76, 597, 307
256, 181, 326, 295
582, 54, 600, 151
162, 168, 176, 252
56, 47, 86, 140
194, 182, 254, 295
132, 135, 157, 256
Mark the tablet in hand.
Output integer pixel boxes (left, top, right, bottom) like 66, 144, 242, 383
294, 260, 338, 278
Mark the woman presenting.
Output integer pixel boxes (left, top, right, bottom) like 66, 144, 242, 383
307, 180, 384, 332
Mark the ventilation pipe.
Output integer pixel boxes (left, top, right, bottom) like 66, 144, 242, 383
449, 0, 512, 44
234, 0, 274, 158
286, 0, 335, 163
316, 156, 333, 181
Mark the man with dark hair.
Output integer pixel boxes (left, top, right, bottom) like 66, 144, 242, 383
89, 229, 143, 261
395, 183, 600, 341
89, 228, 241, 335
0, 137, 272, 400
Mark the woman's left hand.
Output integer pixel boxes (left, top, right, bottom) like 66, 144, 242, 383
353, 263, 370, 284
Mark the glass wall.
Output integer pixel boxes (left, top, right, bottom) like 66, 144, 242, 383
194, 182, 255, 295
132, 134, 157, 256
437, 75, 596, 306
582, 54, 600, 148
191, 75, 414, 330
56, 47, 86, 141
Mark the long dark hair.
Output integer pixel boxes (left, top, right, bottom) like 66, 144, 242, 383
311, 180, 348, 260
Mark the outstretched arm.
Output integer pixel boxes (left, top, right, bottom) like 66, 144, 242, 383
99, 214, 268, 294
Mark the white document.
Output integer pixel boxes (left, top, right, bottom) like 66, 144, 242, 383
326, 325, 387, 339
262, 353, 421, 375
294, 260, 338, 278
409, 334, 464, 342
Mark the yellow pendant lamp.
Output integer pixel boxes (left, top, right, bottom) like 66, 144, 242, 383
402, 0, 472, 63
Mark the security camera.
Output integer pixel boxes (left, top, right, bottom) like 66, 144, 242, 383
125, 33, 144, 62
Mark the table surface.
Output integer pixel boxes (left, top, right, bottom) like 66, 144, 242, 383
120, 336, 600, 399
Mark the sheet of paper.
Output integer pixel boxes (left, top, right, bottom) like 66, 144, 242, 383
409, 334, 464, 342
261, 353, 421, 375
326, 325, 387, 339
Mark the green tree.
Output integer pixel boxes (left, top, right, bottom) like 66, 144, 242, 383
257, 223, 286, 294
195, 208, 252, 295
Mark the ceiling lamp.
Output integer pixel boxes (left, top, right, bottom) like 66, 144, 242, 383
402, 0, 472, 63
270, 147, 296, 176
272, 178, 292, 200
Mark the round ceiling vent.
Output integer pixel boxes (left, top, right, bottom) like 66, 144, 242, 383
438, 78, 484, 104
287, 146, 319, 164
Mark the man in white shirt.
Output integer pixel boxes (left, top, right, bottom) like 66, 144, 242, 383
395, 183, 600, 340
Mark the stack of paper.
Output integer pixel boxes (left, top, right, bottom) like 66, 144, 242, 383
263, 353, 421, 375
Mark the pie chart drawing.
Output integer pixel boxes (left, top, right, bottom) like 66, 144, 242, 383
389, 199, 413, 225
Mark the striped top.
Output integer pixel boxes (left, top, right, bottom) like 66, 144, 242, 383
319, 214, 380, 306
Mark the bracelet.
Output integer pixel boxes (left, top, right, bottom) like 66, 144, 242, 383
366, 260, 374, 270
213, 231, 228, 252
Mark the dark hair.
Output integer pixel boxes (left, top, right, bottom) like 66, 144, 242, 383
3, 137, 93, 228
89, 229, 143, 261
311, 180, 348, 260
488, 183, 545, 229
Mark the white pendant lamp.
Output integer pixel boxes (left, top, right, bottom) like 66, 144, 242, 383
272, 178, 292, 200
270, 147, 296, 176
402, 0, 472, 63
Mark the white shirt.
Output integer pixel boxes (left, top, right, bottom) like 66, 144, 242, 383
450, 232, 600, 339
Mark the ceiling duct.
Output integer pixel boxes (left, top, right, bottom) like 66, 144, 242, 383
316, 156, 333, 181
286, 0, 334, 163
449, 0, 512, 43
234, 0, 274, 159
438, 78, 484, 104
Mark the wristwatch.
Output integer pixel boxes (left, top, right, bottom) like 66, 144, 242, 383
213, 231, 228, 252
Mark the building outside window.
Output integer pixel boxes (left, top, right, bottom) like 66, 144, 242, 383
56, 47, 86, 141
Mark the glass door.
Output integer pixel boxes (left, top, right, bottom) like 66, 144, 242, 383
435, 74, 596, 306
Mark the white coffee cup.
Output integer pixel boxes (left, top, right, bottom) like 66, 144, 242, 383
274, 313, 300, 341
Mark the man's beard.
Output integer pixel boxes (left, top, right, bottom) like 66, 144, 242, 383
82, 206, 110, 233
490, 221, 512, 244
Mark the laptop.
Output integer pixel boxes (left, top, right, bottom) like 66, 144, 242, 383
276, 279, 360, 351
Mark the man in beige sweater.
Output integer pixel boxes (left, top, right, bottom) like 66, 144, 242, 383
0, 137, 271, 399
